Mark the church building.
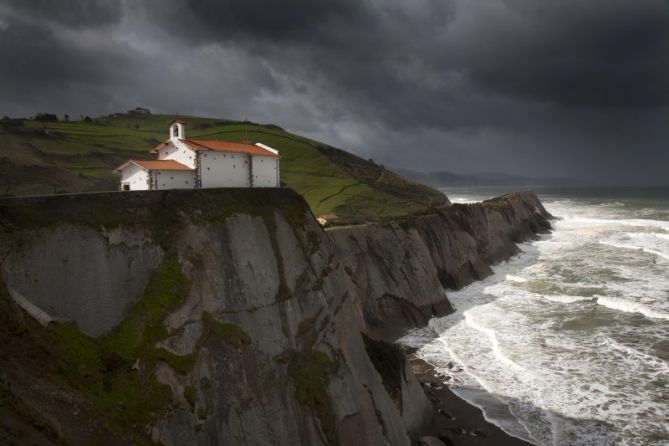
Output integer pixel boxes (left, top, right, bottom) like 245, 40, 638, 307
115, 120, 280, 190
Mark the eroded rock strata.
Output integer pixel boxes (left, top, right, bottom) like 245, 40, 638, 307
0, 189, 550, 445
331, 192, 552, 340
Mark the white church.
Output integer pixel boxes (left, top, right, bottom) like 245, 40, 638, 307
115, 120, 280, 190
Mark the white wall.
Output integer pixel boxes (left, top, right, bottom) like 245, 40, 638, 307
157, 141, 197, 169
154, 170, 196, 190
252, 155, 280, 187
200, 152, 251, 188
151, 145, 280, 189
120, 163, 150, 190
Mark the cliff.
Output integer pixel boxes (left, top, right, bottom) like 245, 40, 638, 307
0, 189, 551, 445
330, 192, 551, 340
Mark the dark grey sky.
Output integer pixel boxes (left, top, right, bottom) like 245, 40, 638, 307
1, 0, 669, 185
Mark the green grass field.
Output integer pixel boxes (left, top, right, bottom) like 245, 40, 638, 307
0, 113, 448, 222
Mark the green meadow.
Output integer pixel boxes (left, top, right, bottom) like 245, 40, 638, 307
0, 113, 448, 221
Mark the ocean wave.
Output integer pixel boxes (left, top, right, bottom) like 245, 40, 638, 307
600, 241, 669, 261
599, 336, 669, 374
463, 310, 526, 371
541, 294, 594, 304
599, 232, 669, 261
596, 296, 669, 321
429, 300, 669, 446
569, 217, 669, 231
416, 195, 669, 446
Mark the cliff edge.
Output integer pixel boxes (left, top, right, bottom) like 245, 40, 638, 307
0, 189, 550, 445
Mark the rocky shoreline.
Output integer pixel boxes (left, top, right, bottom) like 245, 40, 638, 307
410, 356, 533, 446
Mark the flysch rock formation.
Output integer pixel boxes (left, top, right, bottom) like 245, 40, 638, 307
331, 192, 552, 339
0, 188, 551, 446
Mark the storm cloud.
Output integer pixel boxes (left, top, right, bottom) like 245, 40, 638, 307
1, 0, 668, 185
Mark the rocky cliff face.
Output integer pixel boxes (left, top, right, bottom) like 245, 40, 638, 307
0, 189, 550, 446
331, 192, 552, 339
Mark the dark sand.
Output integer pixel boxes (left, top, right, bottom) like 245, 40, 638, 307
411, 356, 534, 446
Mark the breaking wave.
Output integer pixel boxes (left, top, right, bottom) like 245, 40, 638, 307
596, 296, 669, 321
408, 192, 669, 446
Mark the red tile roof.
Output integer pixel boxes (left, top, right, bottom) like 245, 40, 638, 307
183, 139, 279, 157
118, 159, 193, 171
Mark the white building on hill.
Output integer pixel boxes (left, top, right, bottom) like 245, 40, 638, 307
115, 120, 280, 190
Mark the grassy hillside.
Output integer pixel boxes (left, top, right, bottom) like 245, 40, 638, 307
0, 113, 448, 222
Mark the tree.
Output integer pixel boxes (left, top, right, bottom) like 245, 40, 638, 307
34, 113, 59, 122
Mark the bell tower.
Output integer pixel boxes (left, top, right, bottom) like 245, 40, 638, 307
169, 119, 186, 141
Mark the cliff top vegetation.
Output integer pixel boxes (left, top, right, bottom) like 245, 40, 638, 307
0, 113, 449, 222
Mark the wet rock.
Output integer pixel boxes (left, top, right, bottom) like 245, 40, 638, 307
437, 434, 457, 446
443, 427, 467, 435
418, 436, 447, 446
470, 429, 487, 438
437, 408, 455, 420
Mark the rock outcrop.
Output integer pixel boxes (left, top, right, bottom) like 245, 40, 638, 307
0, 189, 551, 445
2, 224, 162, 336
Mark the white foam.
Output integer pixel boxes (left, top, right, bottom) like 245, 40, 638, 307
463, 310, 526, 372
599, 232, 669, 261
450, 386, 538, 444
600, 240, 669, 261
564, 217, 669, 231
450, 196, 480, 204
596, 296, 669, 321
435, 297, 669, 445
599, 336, 669, 374
541, 294, 594, 304
414, 194, 669, 446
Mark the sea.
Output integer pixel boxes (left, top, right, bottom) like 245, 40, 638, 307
399, 186, 669, 446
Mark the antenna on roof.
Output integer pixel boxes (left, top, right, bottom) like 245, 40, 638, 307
244, 116, 248, 142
